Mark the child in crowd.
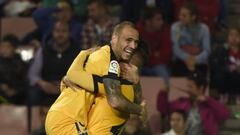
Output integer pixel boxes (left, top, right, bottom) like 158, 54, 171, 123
210, 26, 240, 105
162, 109, 187, 135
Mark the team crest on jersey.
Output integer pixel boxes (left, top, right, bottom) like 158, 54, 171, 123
109, 60, 119, 74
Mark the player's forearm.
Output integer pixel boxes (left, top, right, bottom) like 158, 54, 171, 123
103, 78, 142, 115
133, 82, 142, 104
115, 95, 142, 115
66, 71, 95, 91
66, 51, 95, 92
64, 75, 101, 94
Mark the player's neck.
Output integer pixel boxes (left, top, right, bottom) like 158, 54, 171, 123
111, 44, 121, 61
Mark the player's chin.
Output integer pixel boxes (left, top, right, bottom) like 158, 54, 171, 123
122, 54, 132, 61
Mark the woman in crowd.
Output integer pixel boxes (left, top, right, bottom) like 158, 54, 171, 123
157, 71, 230, 135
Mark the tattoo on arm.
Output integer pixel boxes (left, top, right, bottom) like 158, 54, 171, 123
103, 78, 142, 115
133, 82, 142, 104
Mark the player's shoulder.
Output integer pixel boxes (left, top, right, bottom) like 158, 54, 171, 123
91, 45, 111, 58
87, 45, 111, 66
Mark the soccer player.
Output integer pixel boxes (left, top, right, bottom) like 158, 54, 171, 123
45, 21, 148, 135
70, 41, 148, 135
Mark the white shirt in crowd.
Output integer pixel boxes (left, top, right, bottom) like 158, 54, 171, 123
162, 129, 178, 135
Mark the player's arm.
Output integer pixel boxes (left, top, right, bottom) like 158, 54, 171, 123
131, 82, 148, 126
103, 78, 143, 115
120, 62, 142, 104
66, 48, 100, 93
133, 82, 142, 104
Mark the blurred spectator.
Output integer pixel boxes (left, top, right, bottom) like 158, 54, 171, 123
157, 71, 230, 135
32, 0, 82, 46
20, 29, 42, 49
211, 24, 227, 51
210, 26, 240, 104
162, 109, 187, 135
210, 0, 228, 49
70, 0, 88, 21
28, 21, 80, 105
194, 0, 220, 31
120, 0, 145, 23
218, 0, 228, 27
0, 0, 5, 17
81, 0, 119, 49
120, 0, 173, 24
224, 27, 240, 104
155, 0, 174, 23
4, 0, 36, 17
29, 106, 48, 135
137, 7, 172, 84
171, 2, 210, 76
0, 34, 27, 104
42, 0, 89, 22
172, 0, 220, 31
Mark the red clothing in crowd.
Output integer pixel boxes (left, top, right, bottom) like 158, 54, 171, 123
229, 49, 240, 65
137, 22, 172, 67
157, 91, 230, 135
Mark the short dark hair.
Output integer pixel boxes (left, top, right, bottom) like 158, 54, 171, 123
181, 2, 199, 20
142, 7, 163, 21
87, 0, 109, 16
88, 0, 108, 10
58, 0, 74, 9
2, 34, 19, 47
112, 21, 137, 36
228, 25, 240, 35
187, 71, 208, 90
88, 0, 105, 6
170, 109, 188, 122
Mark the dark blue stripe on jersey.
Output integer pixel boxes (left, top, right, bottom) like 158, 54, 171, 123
92, 74, 101, 94
78, 122, 85, 127
103, 74, 120, 81
110, 122, 126, 135
108, 45, 119, 79
120, 79, 133, 85
94, 75, 133, 85
75, 122, 81, 135
83, 54, 90, 68
110, 45, 118, 61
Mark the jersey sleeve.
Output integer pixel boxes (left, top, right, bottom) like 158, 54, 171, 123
84, 45, 121, 94
103, 60, 120, 80
103, 46, 120, 80
66, 50, 100, 93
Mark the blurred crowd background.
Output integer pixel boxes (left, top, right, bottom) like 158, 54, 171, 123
0, 0, 240, 135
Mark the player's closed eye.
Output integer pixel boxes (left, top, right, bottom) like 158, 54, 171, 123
126, 38, 132, 43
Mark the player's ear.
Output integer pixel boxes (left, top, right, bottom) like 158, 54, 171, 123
111, 35, 117, 44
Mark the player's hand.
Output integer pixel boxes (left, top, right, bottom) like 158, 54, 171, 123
196, 94, 207, 102
120, 63, 140, 84
139, 101, 148, 128
185, 56, 196, 71
62, 76, 82, 91
161, 81, 169, 92
78, 46, 100, 59
62, 76, 76, 91
86, 46, 100, 53
37, 80, 58, 94
0, 84, 16, 96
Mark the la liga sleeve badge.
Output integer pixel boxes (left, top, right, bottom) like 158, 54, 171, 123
108, 60, 119, 74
